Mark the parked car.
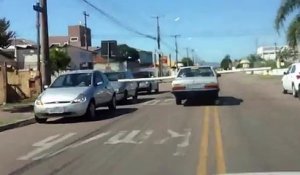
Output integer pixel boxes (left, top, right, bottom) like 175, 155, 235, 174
104, 71, 138, 103
171, 66, 220, 105
34, 70, 116, 123
133, 71, 159, 94
282, 63, 300, 98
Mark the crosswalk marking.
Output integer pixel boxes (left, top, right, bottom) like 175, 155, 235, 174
18, 129, 191, 161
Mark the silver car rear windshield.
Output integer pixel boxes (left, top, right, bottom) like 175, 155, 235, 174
50, 73, 92, 88
105, 72, 126, 81
177, 67, 214, 78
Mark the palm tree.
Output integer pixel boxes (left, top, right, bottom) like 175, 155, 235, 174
286, 15, 300, 48
275, 0, 300, 30
275, 0, 300, 59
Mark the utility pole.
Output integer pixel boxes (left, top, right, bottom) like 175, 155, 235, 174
40, 0, 51, 86
33, 2, 42, 92
152, 16, 162, 76
186, 48, 190, 66
275, 42, 280, 68
172, 34, 180, 70
191, 49, 195, 65
83, 11, 89, 51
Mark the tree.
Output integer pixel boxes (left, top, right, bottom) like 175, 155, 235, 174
220, 55, 232, 70
286, 16, 300, 48
49, 48, 71, 75
0, 18, 15, 48
181, 57, 194, 66
275, 0, 300, 31
117, 44, 139, 62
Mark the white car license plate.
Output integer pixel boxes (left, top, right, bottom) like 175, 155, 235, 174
47, 107, 64, 114
189, 84, 204, 89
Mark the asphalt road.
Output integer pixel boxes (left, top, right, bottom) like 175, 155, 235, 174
1, 73, 300, 175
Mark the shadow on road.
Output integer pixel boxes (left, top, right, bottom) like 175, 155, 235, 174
117, 97, 155, 106
46, 108, 137, 124
184, 96, 243, 107
138, 91, 169, 96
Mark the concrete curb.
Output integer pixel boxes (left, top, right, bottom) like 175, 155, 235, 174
0, 118, 36, 132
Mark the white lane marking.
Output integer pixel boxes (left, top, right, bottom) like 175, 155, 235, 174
160, 99, 175, 105
104, 130, 141, 144
72, 132, 111, 147
154, 129, 192, 156
136, 130, 154, 144
32, 132, 111, 160
18, 133, 76, 160
173, 129, 192, 156
141, 99, 160, 105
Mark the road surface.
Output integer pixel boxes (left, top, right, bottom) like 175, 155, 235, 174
1, 73, 300, 175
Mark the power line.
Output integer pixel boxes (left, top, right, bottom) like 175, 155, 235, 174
81, 0, 156, 40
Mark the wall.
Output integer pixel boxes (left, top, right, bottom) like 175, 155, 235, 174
0, 67, 4, 104
0, 68, 41, 103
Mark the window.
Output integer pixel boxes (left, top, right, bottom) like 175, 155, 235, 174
287, 66, 292, 74
291, 65, 296, 74
93, 72, 103, 86
50, 73, 92, 88
177, 67, 214, 78
70, 37, 78, 42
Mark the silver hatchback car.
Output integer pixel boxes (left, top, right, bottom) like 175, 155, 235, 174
34, 70, 116, 123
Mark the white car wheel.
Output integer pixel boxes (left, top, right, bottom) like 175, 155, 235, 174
292, 85, 298, 97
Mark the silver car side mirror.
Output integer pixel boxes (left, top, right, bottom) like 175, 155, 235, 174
96, 81, 103, 86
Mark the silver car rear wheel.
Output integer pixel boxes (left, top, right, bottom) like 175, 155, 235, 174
86, 102, 96, 120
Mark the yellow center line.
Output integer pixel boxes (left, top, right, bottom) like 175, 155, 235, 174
197, 106, 210, 175
214, 106, 227, 174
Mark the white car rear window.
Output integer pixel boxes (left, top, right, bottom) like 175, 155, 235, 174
177, 67, 214, 78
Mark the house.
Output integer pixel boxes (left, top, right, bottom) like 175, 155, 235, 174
257, 45, 288, 60
1, 38, 38, 70
240, 59, 250, 68
49, 25, 91, 48
0, 50, 16, 67
50, 45, 95, 70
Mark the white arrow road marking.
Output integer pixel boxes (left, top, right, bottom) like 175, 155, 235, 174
17, 133, 76, 160
104, 130, 141, 144
141, 99, 160, 105
155, 129, 192, 156
32, 132, 111, 160
160, 99, 175, 105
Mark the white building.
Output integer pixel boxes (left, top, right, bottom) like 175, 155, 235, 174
257, 45, 288, 60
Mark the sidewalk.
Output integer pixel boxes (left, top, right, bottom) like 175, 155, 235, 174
0, 104, 35, 132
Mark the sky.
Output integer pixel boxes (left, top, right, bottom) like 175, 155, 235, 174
0, 0, 290, 62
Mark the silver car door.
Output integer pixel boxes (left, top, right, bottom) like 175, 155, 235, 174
101, 73, 114, 103
94, 72, 106, 105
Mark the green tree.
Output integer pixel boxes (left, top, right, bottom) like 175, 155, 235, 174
117, 44, 139, 62
275, 1, 300, 48
181, 57, 194, 66
220, 55, 232, 70
49, 48, 71, 75
275, 0, 300, 31
286, 16, 300, 48
0, 18, 15, 48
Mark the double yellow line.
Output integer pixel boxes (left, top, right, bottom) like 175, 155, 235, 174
197, 106, 226, 175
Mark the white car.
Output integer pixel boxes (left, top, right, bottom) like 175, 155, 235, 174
282, 63, 300, 97
171, 66, 220, 105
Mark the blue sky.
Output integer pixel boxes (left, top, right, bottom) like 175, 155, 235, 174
0, 0, 289, 62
